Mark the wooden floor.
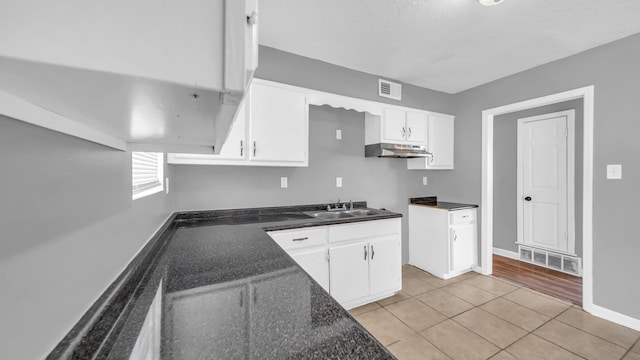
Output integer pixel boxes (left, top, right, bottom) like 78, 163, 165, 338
492, 254, 583, 306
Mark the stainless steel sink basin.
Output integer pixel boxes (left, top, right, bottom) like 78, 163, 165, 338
305, 208, 385, 220
344, 209, 382, 216
308, 211, 355, 220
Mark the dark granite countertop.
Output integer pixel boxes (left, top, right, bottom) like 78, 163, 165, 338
48, 202, 400, 359
409, 196, 478, 211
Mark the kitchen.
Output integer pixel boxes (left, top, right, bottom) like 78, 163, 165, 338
2, 0, 640, 359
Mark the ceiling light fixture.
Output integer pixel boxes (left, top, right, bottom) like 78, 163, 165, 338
479, 0, 505, 6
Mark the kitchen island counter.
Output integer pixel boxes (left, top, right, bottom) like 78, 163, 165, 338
47, 203, 400, 359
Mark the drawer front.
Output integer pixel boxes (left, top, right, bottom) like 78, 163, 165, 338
268, 227, 328, 251
329, 218, 401, 244
450, 209, 476, 225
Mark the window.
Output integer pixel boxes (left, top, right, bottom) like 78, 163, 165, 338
132, 152, 164, 200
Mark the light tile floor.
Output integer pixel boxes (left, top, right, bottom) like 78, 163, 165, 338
350, 265, 640, 360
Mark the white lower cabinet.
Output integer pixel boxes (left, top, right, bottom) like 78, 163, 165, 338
409, 205, 477, 279
267, 218, 401, 309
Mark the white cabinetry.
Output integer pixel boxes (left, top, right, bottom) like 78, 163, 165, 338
0, 0, 259, 151
267, 218, 402, 310
407, 114, 455, 170
267, 227, 329, 291
328, 219, 402, 309
408, 206, 476, 279
366, 109, 427, 145
167, 79, 309, 167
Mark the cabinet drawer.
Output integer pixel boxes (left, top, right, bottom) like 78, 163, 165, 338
329, 219, 401, 244
449, 209, 476, 225
268, 227, 328, 251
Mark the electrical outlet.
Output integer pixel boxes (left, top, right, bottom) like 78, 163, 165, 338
336, 177, 342, 188
607, 164, 622, 179
336, 129, 342, 140
281, 177, 288, 188
422, 176, 428, 186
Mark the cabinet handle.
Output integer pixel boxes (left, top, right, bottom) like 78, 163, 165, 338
253, 141, 256, 157
430, 154, 435, 164
408, 127, 412, 138
401, 126, 406, 138
364, 245, 368, 260
240, 140, 243, 156
371, 245, 375, 260
292, 237, 308, 242
453, 230, 457, 242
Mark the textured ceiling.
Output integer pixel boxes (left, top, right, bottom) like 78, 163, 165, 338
260, 0, 640, 94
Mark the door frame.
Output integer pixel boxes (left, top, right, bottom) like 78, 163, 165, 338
516, 110, 576, 255
481, 86, 594, 312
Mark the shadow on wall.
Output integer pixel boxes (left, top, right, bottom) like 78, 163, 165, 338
492, 99, 584, 257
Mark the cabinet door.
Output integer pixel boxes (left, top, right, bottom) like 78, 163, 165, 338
405, 111, 427, 144
216, 96, 248, 159
168, 284, 247, 360
368, 236, 401, 297
249, 83, 308, 164
450, 223, 477, 272
291, 247, 330, 292
382, 108, 407, 142
329, 242, 369, 305
427, 114, 454, 168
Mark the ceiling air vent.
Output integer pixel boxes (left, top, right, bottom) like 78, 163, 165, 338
378, 79, 402, 101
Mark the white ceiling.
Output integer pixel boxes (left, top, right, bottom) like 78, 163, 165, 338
260, 0, 640, 94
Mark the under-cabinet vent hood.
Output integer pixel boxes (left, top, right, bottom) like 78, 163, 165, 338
365, 143, 432, 158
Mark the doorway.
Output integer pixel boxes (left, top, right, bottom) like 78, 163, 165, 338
517, 110, 575, 255
480, 86, 594, 312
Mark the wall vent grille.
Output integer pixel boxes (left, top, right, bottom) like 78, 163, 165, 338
518, 245, 581, 276
378, 79, 402, 101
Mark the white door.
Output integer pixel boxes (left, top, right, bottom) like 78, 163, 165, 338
329, 242, 369, 305
405, 111, 427, 144
450, 224, 476, 272
216, 96, 248, 159
368, 236, 401, 296
291, 248, 330, 292
427, 114, 454, 168
249, 83, 307, 163
382, 108, 407, 142
518, 111, 574, 253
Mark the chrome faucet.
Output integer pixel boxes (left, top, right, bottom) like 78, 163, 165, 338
327, 198, 347, 211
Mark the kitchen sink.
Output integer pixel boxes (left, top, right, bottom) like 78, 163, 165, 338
308, 211, 355, 220
344, 209, 382, 216
305, 208, 385, 220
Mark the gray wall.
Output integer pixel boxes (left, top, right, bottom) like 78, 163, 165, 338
434, 33, 640, 318
493, 99, 583, 257
170, 46, 457, 264
0, 116, 172, 359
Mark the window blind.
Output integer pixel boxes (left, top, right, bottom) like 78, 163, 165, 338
132, 152, 164, 199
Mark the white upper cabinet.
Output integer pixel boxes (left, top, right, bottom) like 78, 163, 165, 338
0, 0, 258, 152
167, 79, 309, 167
407, 114, 455, 170
368, 108, 428, 145
249, 82, 308, 164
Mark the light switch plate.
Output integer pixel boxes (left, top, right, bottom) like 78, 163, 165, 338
336, 177, 342, 188
336, 129, 342, 140
606, 164, 622, 179
280, 177, 288, 188
422, 176, 428, 186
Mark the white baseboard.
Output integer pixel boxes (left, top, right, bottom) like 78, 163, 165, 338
588, 304, 640, 331
493, 247, 519, 260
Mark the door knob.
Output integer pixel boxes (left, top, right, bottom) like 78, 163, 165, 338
524, 196, 532, 201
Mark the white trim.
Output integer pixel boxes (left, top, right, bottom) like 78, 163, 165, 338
0, 89, 127, 151
481, 85, 594, 313
589, 304, 640, 331
493, 247, 519, 260
516, 110, 576, 254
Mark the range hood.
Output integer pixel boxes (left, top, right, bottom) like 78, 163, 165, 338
365, 143, 433, 158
